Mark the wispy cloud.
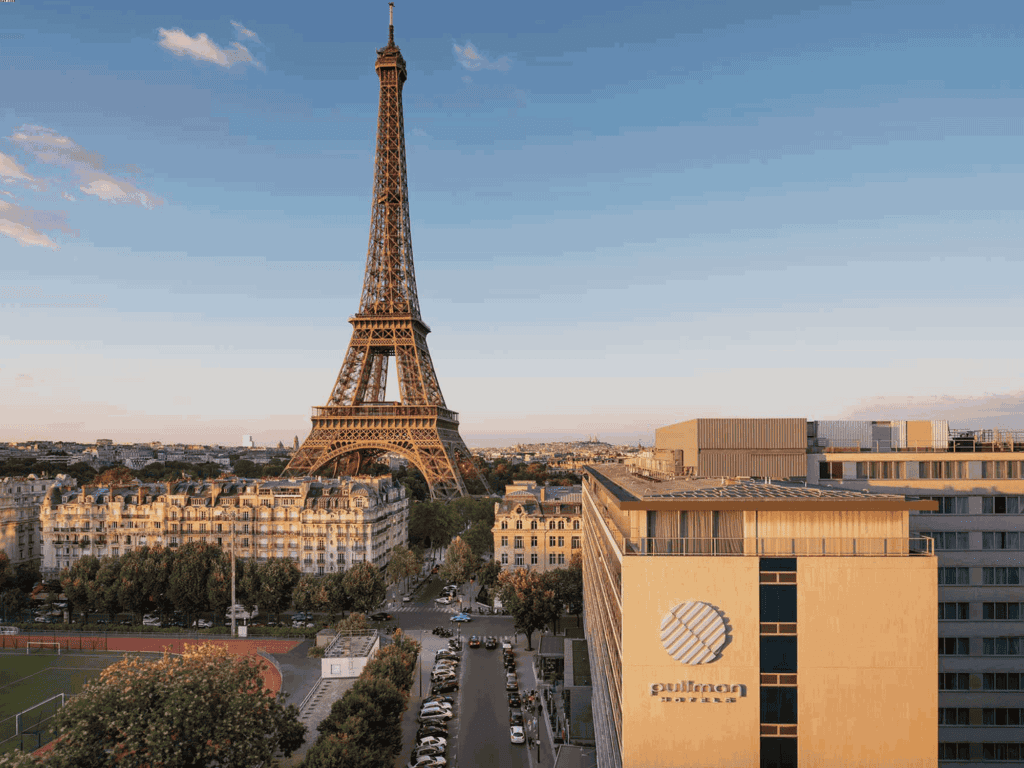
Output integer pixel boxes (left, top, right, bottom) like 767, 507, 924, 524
62, 191, 76, 202
231, 21, 261, 44
453, 41, 511, 72
158, 26, 263, 70
10, 125, 163, 209
0, 151, 33, 182
0, 199, 76, 249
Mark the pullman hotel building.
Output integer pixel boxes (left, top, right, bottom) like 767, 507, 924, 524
583, 419, 938, 768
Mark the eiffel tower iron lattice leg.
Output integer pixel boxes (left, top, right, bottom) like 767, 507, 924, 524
285, 11, 487, 501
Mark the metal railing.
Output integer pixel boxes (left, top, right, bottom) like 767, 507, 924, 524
624, 536, 934, 557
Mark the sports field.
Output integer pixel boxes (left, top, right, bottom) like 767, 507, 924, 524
0, 650, 161, 754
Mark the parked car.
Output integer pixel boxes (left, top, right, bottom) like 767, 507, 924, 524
447, 638, 463, 651
225, 603, 258, 621
369, 611, 392, 621
431, 681, 459, 694
509, 710, 524, 726
416, 736, 447, 749
413, 744, 446, 759
506, 674, 519, 692
416, 724, 448, 738
402, 596, 412, 602
423, 696, 454, 706
408, 756, 446, 768
510, 725, 526, 744
419, 707, 452, 719
418, 714, 451, 726
0, 626, 19, 635
192, 619, 213, 629
434, 597, 452, 605
508, 692, 521, 708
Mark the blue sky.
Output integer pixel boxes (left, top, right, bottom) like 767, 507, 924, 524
2, 0, 1023, 447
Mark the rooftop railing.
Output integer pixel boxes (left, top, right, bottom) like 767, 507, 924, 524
624, 536, 934, 557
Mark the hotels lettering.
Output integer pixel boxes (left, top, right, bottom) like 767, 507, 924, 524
649, 681, 746, 704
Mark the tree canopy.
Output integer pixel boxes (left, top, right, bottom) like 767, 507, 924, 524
342, 562, 386, 615
33, 643, 305, 768
497, 567, 561, 651
439, 536, 475, 587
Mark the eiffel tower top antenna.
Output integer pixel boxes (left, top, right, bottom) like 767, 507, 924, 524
389, 2, 395, 45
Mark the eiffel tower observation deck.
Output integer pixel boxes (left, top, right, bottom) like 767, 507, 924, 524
286, 6, 481, 500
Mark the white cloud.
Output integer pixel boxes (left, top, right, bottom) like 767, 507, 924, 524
158, 27, 263, 69
11, 125, 163, 209
0, 199, 76, 249
453, 41, 510, 72
0, 190, 13, 198
231, 20, 261, 43
62, 191, 76, 202
79, 175, 158, 208
0, 151, 33, 181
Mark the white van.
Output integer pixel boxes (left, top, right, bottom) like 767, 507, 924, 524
225, 603, 259, 621
0, 626, 18, 635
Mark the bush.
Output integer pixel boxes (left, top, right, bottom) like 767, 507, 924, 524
308, 644, 326, 658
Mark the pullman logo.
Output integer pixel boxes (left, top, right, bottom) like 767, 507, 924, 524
660, 601, 728, 665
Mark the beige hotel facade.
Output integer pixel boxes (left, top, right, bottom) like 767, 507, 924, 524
585, 419, 939, 768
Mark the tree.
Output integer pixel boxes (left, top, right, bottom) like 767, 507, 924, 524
14, 560, 40, 594
118, 547, 170, 622
0, 553, 14, 595
322, 570, 349, 617
293, 573, 326, 615
497, 568, 560, 651
385, 545, 420, 595
362, 631, 419, 692
477, 559, 502, 591
343, 562, 386, 615
542, 558, 583, 633
239, 557, 262, 612
408, 500, 461, 551
258, 558, 301, 621
43, 643, 305, 768
335, 612, 371, 633
462, 518, 493, 561
92, 556, 122, 620
95, 467, 136, 486
60, 555, 99, 622
439, 536, 474, 589
206, 549, 234, 620
168, 542, 220, 623
316, 676, 406, 759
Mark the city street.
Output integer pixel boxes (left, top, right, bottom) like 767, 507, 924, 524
386, 574, 539, 768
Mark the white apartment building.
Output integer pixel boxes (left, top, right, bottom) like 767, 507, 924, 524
0, 474, 78, 567
41, 476, 408, 577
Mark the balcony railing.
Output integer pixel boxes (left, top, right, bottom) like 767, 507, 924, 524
625, 537, 934, 557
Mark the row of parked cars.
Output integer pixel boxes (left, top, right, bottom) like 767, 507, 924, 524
410, 637, 464, 767
502, 640, 527, 744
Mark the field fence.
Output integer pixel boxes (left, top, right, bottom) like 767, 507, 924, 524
0, 634, 108, 652
0, 694, 64, 755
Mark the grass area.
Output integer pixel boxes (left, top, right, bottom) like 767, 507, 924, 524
0, 650, 160, 754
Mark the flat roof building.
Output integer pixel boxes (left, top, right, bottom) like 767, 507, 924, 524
583, 461, 937, 768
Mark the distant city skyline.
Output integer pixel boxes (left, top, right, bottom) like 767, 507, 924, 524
4, 1, 1024, 446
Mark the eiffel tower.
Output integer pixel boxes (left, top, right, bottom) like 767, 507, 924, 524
286, 6, 480, 500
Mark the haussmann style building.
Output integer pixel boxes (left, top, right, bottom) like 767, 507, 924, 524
41, 476, 408, 578
492, 480, 583, 573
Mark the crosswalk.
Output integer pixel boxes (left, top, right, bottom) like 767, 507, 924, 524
388, 603, 460, 614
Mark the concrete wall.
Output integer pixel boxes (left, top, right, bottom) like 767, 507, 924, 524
617, 553, 936, 768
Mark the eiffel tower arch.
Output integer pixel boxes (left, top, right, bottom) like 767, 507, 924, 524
286, 9, 484, 501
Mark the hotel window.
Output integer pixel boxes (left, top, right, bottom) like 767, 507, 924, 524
501, 553, 508, 564
514, 536, 523, 549
501, 521, 508, 529
761, 738, 797, 768
530, 536, 538, 547
939, 602, 970, 620
984, 567, 1022, 585
984, 603, 1022, 620
557, 553, 565, 564
984, 497, 1022, 515
939, 673, 971, 691
939, 567, 970, 585
983, 709, 1024, 726
939, 708, 970, 726
924, 532, 969, 550
530, 520, 538, 530
549, 536, 556, 547
571, 536, 580, 549
557, 520, 564, 530
516, 520, 523, 530
549, 554, 556, 565
501, 536, 508, 547
984, 532, 1023, 550
982, 743, 1024, 761
530, 553, 537, 565
939, 637, 970, 655
983, 637, 1023, 656
761, 688, 797, 724
761, 637, 797, 673
984, 673, 1023, 690
573, 519, 580, 530
868, 461, 900, 479
549, 520, 556, 530
939, 744, 970, 760
557, 536, 564, 547
514, 554, 523, 566
762, 586, 797, 623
